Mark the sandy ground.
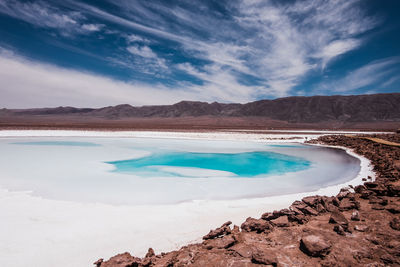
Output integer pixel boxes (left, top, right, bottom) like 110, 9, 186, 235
0, 130, 376, 267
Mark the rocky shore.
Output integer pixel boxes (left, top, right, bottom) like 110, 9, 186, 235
95, 134, 400, 267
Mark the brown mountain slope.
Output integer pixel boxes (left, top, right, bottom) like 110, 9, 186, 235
1, 93, 399, 130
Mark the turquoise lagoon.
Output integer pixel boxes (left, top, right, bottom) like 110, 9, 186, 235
0, 137, 360, 204
107, 151, 310, 177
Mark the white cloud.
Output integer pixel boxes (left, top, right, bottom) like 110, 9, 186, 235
81, 0, 377, 97
318, 39, 361, 68
127, 45, 157, 59
0, 0, 103, 36
316, 57, 400, 93
0, 49, 189, 108
81, 23, 104, 32
126, 34, 150, 43
125, 45, 168, 72
0, 0, 385, 106
0, 49, 260, 108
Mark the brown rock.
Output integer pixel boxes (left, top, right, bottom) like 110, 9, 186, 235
230, 243, 254, 258
393, 160, 400, 171
329, 210, 348, 227
386, 204, 400, 214
339, 198, 358, 211
261, 212, 277, 221
251, 248, 278, 266
333, 225, 346, 235
387, 184, 400, 196
315, 203, 326, 213
270, 215, 289, 227
273, 208, 293, 217
380, 253, 396, 265
364, 182, 379, 188
94, 259, 103, 267
351, 210, 360, 221
390, 217, 400, 231
300, 234, 331, 257
302, 196, 320, 207
368, 196, 388, 205
354, 185, 366, 193
145, 248, 155, 258
371, 204, 385, 210
99, 252, 141, 267
337, 189, 350, 200
302, 206, 319, 216
203, 235, 236, 249
354, 225, 369, 232
203, 223, 231, 240
241, 217, 273, 233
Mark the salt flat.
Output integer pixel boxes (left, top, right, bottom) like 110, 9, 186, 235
0, 130, 375, 267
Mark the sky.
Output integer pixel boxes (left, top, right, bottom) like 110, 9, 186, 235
0, 0, 399, 108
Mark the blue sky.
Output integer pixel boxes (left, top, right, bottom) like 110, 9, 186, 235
0, 0, 399, 108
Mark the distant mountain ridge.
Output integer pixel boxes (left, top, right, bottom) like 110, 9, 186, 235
2, 93, 400, 123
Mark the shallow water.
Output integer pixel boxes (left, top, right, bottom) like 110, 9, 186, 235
107, 151, 310, 177
0, 137, 360, 205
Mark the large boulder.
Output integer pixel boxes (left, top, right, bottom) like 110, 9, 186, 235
270, 215, 289, 227
96, 252, 141, 267
390, 217, 400, 231
203, 221, 232, 240
241, 217, 273, 233
203, 235, 236, 249
300, 235, 332, 257
251, 248, 278, 266
339, 198, 359, 211
329, 210, 348, 228
302, 196, 321, 207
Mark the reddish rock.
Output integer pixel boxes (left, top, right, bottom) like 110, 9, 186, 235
261, 212, 277, 221
251, 248, 278, 266
386, 204, 400, 214
354, 225, 369, 232
393, 160, 400, 171
203, 235, 236, 249
339, 198, 358, 211
241, 217, 273, 233
270, 215, 289, 227
387, 184, 400, 196
230, 243, 254, 258
333, 225, 346, 235
329, 210, 348, 228
390, 217, 400, 231
144, 248, 155, 258
365, 182, 379, 188
98, 252, 141, 267
302, 196, 320, 207
203, 223, 231, 240
94, 259, 103, 267
351, 210, 360, 221
300, 235, 331, 257
302, 206, 319, 216
337, 190, 350, 200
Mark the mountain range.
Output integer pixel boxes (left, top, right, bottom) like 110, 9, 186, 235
1, 93, 400, 130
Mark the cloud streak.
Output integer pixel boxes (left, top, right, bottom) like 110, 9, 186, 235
0, 0, 395, 107
0, 0, 102, 36
316, 57, 400, 93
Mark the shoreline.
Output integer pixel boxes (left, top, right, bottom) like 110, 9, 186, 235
95, 133, 400, 266
0, 130, 391, 267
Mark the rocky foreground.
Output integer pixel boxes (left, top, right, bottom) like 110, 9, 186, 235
95, 134, 400, 267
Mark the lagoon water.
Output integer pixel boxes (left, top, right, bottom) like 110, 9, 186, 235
0, 137, 360, 205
